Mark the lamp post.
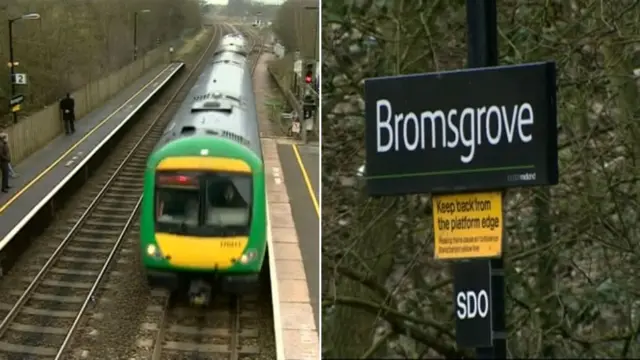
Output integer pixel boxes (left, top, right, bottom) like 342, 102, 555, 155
8, 12, 40, 123
133, 9, 151, 61
303, 5, 319, 143
304, 5, 318, 60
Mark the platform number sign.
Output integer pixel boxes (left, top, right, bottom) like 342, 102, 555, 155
12, 73, 28, 85
453, 260, 493, 348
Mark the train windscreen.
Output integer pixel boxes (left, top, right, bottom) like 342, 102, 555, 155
155, 172, 201, 235
203, 173, 252, 236
154, 171, 252, 237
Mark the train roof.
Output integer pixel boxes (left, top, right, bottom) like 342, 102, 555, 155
214, 44, 248, 57
153, 47, 261, 157
212, 50, 249, 64
199, 56, 250, 104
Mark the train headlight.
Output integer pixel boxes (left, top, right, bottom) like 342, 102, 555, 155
146, 244, 163, 259
239, 248, 257, 264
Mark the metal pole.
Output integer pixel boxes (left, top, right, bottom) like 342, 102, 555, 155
299, 72, 306, 144
8, 19, 17, 124
312, 11, 318, 60
304, 6, 319, 60
465, 1, 505, 359
133, 12, 138, 61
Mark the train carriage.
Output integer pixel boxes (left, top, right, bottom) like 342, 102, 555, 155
140, 34, 266, 303
217, 33, 250, 56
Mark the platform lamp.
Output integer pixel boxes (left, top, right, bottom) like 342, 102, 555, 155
304, 5, 318, 60
8, 12, 41, 123
133, 9, 151, 61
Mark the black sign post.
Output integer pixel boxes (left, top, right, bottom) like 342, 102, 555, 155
465, 2, 504, 358
363, 0, 558, 359
454, 260, 493, 348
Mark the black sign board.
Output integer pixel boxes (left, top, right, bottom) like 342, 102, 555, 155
364, 62, 558, 196
454, 260, 493, 348
10, 94, 24, 106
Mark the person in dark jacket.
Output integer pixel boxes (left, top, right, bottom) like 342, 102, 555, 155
0, 132, 11, 193
59, 93, 76, 134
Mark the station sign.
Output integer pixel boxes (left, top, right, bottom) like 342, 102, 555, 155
10, 94, 23, 106
432, 191, 502, 260
363, 62, 558, 196
454, 260, 493, 348
10, 94, 24, 113
12, 73, 28, 85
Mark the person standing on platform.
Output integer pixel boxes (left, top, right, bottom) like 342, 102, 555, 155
0, 132, 11, 193
59, 93, 76, 135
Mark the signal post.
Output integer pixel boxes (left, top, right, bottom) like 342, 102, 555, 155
363, 1, 559, 358
298, 61, 315, 144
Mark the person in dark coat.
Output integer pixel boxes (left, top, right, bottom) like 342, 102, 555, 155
59, 93, 76, 134
0, 132, 11, 193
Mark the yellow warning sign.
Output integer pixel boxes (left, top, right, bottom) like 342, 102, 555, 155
11, 104, 20, 113
432, 192, 502, 260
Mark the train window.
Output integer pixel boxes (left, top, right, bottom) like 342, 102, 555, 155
203, 173, 252, 235
155, 175, 201, 235
181, 126, 196, 135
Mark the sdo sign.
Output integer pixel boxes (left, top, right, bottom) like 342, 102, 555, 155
456, 290, 489, 319
363, 61, 558, 196
454, 260, 493, 348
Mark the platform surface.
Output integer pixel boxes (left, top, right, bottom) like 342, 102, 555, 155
0, 62, 184, 249
277, 142, 319, 328
263, 137, 319, 360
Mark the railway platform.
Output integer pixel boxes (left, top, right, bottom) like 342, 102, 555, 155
253, 47, 319, 359
0, 62, 184, 273
278, 141, 320, 327
263, 138, 320, 360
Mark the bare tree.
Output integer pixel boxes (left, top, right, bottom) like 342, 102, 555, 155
272, 0, 317, 59
0, 0, 203, 127
323, 0, 640, 358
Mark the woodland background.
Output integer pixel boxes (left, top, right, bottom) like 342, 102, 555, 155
0, 0, 204, 126
322, 0, 640, 358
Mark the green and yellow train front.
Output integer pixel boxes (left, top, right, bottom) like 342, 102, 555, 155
140, 135, 267, 292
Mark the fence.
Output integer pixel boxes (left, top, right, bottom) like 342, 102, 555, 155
5, 44, 172, 164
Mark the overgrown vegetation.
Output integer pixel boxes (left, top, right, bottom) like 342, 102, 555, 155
0, 0, 203, 126
322, 0, 640, 358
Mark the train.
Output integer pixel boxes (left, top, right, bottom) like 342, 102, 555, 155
218, 33, 250, 56
139, 33, 267, 305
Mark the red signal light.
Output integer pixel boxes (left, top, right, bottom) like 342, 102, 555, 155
305, 75, 312, 84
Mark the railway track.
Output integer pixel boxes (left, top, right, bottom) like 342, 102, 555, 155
146, 28, 273, 360
0, 25, 227, 360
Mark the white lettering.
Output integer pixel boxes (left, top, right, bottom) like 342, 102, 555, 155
517, 102, 534, 142
456, 292, 466, 319
485, 106, 502, 145
403, 112, 420, 150
393, 113, 402, 151
459, 108, 476, 163
422, 110, 446, 149
456, 290, 490, 320
374, 99, 535, 164
376, 99, 393, 152
501, 105, 517, 142
446, 109, 460, 147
